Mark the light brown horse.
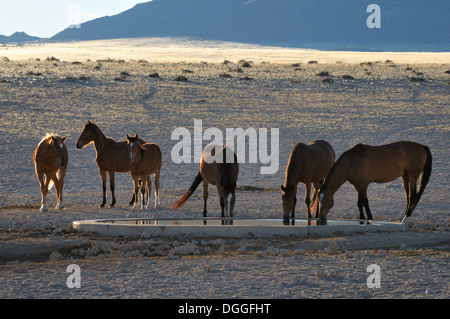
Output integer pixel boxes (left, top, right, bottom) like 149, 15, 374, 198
281, 140, 335, 225
126, 134, 162, 210
76, 121, 144, 207
317, 141, 432, 223
173, 144, 239, 221
33, 134, 68, 212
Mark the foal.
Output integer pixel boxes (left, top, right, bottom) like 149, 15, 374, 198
33, 134, 68, 212
126, 134, 162, 209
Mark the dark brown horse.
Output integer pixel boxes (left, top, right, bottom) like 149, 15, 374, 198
76, 121, 144, 207
126, 134, 162, 210
33, 134, 68, 212
317, 141, 432, 223
281, 140, 335, 225
173, 144, 239, 221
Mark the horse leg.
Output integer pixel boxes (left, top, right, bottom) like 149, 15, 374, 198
55, 168, 66, 210
154, 169, 160, 207
108, 171, 116, 208
143, 176, 151, 210
304, 183, 311, 219
406, 177, 418, 218
131, 174, 140, 210
363, 194, 373, 220
128, 172, 136, 206
312, 181, 322, 218
202, 180, 209, 218
50, 171, 61, 210
99, 168, 107, 207
37, 172, 48, 212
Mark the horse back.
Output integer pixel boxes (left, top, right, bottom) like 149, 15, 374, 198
352, 141, 428, 182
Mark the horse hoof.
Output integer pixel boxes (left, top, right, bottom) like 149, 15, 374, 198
40, 205, 48, 212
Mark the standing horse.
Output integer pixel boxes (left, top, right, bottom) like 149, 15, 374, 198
76, 121, 144, 207
126, 134, 162, 210
173, 144, 239, 221
281, 140, 335, 225
33, 134, 68, 212
317, 141, 432, 223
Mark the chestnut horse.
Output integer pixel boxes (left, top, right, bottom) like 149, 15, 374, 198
173, 144, 239, 221
33, 134, 68, 212
126, 134, 162, 210
317, 141, 432, 223
76, 121, 144, 207
281, 140, 335, 225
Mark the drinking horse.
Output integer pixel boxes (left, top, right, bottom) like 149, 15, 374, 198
173, 144, 239, 221
76, 121, 144, 207
126, 134, 162, 209
281, 140, 335, 225
33, 134, 68, 212
316, 141, 432, 223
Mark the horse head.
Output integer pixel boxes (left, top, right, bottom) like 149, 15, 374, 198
126, 134, 142, 162
281, 184, 296, 223
76, 120, 95, 149
50, 135, 68, 167
317, 189, 334, 224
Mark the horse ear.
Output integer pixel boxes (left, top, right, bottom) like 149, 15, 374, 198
87, 120, 92, 124
62, 136, 67, 143
135, 134, 139, 140
51, 135, 56, 143
281, 185, 286, 192
126, 134, 131, 141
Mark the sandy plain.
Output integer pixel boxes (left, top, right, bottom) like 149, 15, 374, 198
0, 38, 448, 299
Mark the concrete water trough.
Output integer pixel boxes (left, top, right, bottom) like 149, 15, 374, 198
72, 217, 406, 238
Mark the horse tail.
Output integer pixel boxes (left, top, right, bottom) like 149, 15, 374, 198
173, 172, 203, 210
410, 145, 432, 213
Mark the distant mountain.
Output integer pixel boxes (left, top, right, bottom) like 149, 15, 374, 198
51, 0, 449, 51
0, 31, 41, 44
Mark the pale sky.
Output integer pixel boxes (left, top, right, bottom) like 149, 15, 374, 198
0, 0, 147, 38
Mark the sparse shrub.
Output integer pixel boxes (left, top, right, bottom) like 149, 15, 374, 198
308, 60, 318, 64
219, 73, 232, 79
174, 75, 188, 82
222, 60, 231, 65
342, 75, 354, 79
46, 56, 60, 62
182, 69, 194, 74
148, 72, 160, 78
291, 63, 301, 67
71, 61, 82, 65
26, 71, 42, 76
322, 78, 333, 83
239, 60, 252, 68
65, 75, 90, 81
445, 70, 450, 74
240, 76, 253, 81
120, 71, 130, 76
94, 64, 101, 70
410, 76, 425, 82
316, 71, 329, 77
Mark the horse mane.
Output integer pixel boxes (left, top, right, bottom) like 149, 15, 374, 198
321, 143, 366, 193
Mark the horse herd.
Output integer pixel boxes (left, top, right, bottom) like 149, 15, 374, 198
33, 121, 432, 224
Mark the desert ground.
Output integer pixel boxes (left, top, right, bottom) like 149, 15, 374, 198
0, 38, 448, 299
